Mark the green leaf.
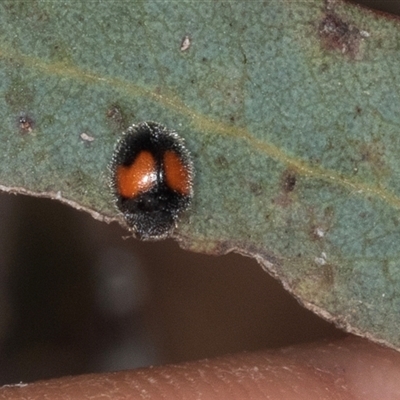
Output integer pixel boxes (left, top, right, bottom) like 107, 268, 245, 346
1, 0, 400, 349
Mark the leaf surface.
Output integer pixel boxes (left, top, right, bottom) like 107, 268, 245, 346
1, 0, 400, 349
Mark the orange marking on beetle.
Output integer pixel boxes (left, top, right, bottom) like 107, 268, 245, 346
164, 150, 191, 195
117, 151, 157, 198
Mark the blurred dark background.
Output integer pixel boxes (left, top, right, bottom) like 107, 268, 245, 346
0, 0, 396, 386
0, 193, 344, 384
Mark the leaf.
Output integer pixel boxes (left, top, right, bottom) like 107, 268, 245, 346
1, 0, 400, 349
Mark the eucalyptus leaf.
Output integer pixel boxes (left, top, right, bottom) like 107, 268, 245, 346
1, 0, 400, 349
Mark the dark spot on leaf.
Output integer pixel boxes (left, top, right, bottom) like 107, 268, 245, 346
382, 261, 390, 280
4, 0, 49, 21
321, 264, 335, 287
49, 40, 72, 62
215, 155, 229, 169
318, 11, 366, 59
310, 157, 321, 166
249, 182, 263, 196
359, 140, 387, 177
106, 105, 122, 120
324, 206, 334, 219
273, 170, 297, 207
359, 211, 368, 219
354, 106, 362, 117
106, 104, 130, 133
282, 170, 297, 192
18, 114, 34, 134
319, 64, 328, 73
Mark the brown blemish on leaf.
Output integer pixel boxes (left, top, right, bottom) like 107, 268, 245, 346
106, 104, 129, 133
249, 182, 263, 196
292, 261, 336, 296
318, 10, 367, 59
272, 170, 298, 207
359, 140, 388, 178
18, 114, 34, 133
320, 263, 335, 288
215, 155, 229, 169
308, 206, 334, 242
282, 170, 297, 192
360, 141, 384, 165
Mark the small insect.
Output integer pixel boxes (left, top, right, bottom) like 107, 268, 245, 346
110, 121, 194, 240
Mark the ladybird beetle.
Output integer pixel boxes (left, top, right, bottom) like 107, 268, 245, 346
110, 121, 194, 240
